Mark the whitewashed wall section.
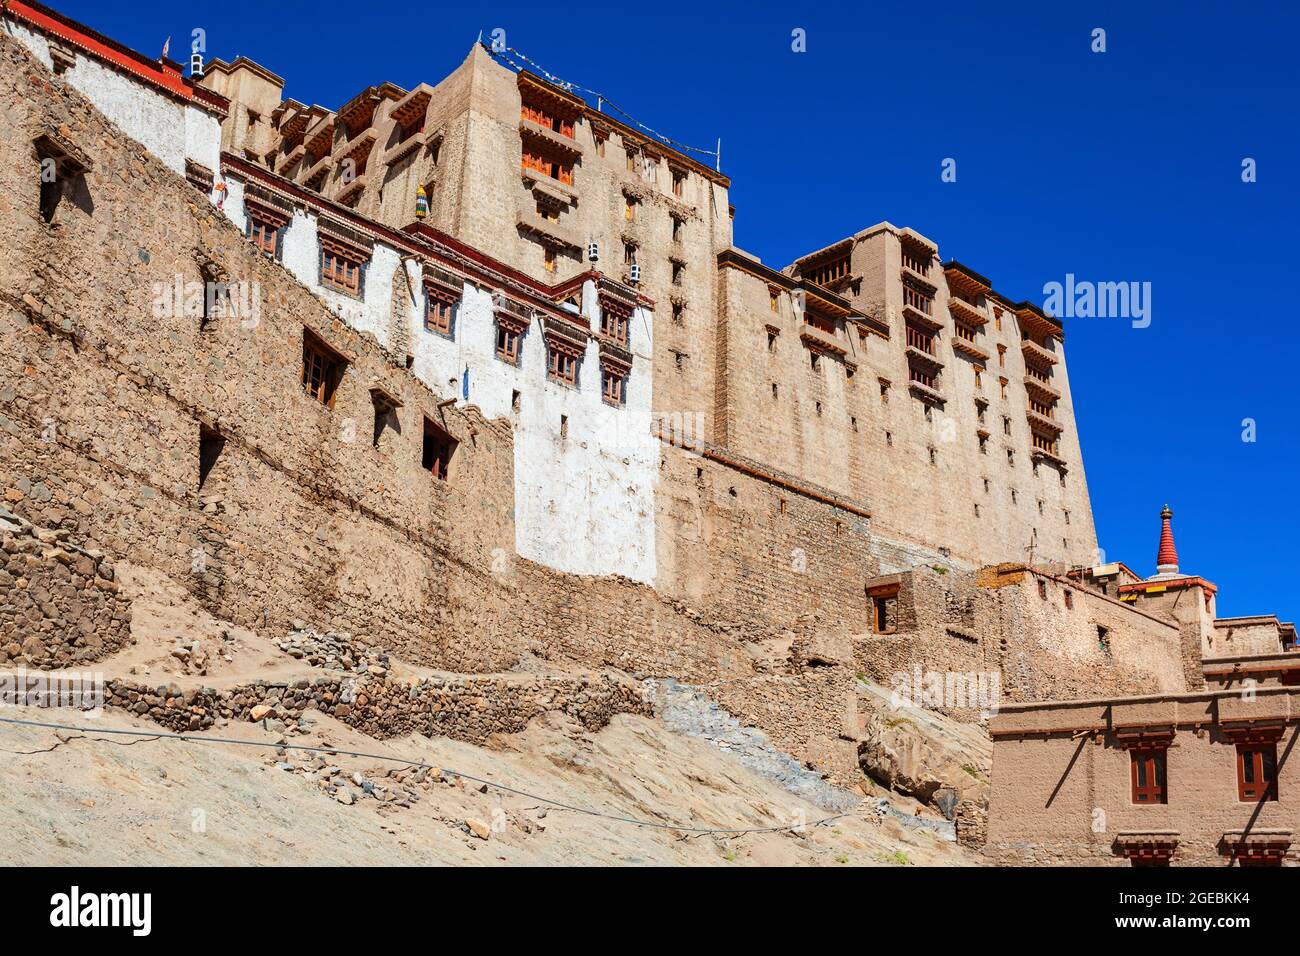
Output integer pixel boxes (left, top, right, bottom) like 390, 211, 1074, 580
404, 268, 659, 584
7, 19, 221, 177
222, 171, 657, 584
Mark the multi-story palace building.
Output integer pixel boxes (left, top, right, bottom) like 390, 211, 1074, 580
195, 40, 1095, 573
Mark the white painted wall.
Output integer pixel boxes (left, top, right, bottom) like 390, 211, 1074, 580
406, 271, 658, 584
224, 169, 658, 584
7, 19, 222, 178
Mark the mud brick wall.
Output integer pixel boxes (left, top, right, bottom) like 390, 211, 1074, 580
0, 505, 131, 668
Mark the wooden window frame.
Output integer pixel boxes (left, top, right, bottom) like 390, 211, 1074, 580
496, 324, 521, 365
908, 362, 936, 389
868, 586, 899, 635
247, 215, 281, 259
546, 340, 581, 387
321, 248, 365, 297
1237, 743, 1279, 802
600, 308, 630, 346
1032, 431, 1058, 455
421, 417, 457, 481
903, 284, 932, 316
425, 294, 455, 336
1130, 749, 1167, 804
521, 101, 574, 139
601, 367, 626, 407
905, 323, 934, 355
521, 147, 573, 185
807, 255, 850, 288
806, 309, 837, 335
301, 330, 346, 408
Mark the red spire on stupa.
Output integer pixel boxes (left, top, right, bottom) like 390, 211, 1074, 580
1155, 504, 1179, 576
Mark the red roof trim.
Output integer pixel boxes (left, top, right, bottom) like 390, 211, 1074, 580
1118, 575, 1218, 596
6, 0, 228, 115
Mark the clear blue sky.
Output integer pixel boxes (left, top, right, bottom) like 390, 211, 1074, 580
57, 0, 1298, 621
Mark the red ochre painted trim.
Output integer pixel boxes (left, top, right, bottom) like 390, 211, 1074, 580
6, 0, 228, 115
1118, 576, 1218, 596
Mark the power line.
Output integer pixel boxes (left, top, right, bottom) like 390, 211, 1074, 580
0, 715, 854, 837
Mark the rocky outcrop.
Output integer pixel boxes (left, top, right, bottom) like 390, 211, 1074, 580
854, 679, 991, 847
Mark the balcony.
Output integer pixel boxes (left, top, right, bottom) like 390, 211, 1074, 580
901, 264, 937, 292
902, 303, 943, 332
389, 86, 432, 131
908, 378, 946, 406
905, 344, 944, 371
800, 322, 847, 356
1026, 408, 1064, 434
299, 153, 333, 189
1021, 338, 1059, 367
333, 127, 376, 166
1031, 446, 1068, 471
1024, 377, 1062, 402
950, 335, 989, 362
520, 119, 584, 160
336, 173, 367, 205
275, 141, 305, 176
383, 133, 425, 167
517, 209, 581, 254
523, 170, 578, 207
948, 296, 987, 327
302, 114, 335, 160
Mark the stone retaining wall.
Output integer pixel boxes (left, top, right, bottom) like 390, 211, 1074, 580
102, 671, 651, 742
0, 505, 131, 668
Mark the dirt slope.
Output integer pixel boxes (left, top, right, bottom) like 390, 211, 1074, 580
0, 562, 977, 866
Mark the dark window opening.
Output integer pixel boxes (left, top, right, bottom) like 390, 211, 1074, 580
39, 169, 61, 223
198, 426, 225, 490
601, 368, 626, 407
422, 417, 457, 480
371, 391, 400, 447
247, 215, 281, 259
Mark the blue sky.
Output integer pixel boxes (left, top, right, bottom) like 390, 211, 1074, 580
58, 0, 1298, 621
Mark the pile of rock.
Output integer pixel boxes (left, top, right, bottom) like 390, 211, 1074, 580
0, 506, 132, 669
275, 627, 390, 675
268, 753, 440, 808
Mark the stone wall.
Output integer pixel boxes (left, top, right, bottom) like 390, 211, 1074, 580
101, 670, 651, 741
0, 505, 131, 668
856, 565, 1188, 721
